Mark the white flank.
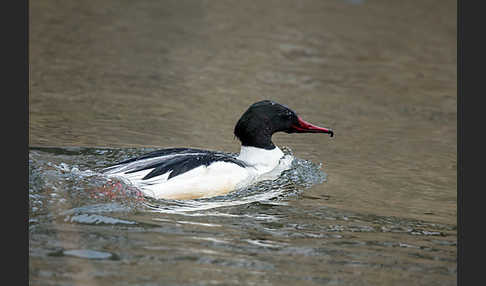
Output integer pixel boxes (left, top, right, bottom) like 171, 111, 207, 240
105, 146, 294, 200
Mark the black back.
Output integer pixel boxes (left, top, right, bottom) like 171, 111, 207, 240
113, 148, 207, 165
104, 148, 248, 180
140, 153, 247, 180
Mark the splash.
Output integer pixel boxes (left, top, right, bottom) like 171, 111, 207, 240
29, 146, 328, 220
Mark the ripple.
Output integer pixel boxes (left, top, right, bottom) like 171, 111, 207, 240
65, 214, 137, 225
60, 249, 117, 260
29, 146, 328, 228
29, 146, 456, 285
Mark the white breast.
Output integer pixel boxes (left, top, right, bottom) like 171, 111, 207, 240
237, 146, 293, 179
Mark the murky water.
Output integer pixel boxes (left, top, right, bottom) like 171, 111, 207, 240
29, 0, 456, 285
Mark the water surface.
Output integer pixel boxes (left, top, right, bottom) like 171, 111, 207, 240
29, 0, 456, 285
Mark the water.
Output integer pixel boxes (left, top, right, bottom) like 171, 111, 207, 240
29, 147, 455, 285
29, 0, 456, 285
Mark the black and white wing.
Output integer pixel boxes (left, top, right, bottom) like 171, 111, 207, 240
103, 148, 247, 181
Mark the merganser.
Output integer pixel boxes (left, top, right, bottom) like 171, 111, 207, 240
103, 100, 334, 200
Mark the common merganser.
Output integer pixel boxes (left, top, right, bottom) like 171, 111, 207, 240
103, 100, 334, 200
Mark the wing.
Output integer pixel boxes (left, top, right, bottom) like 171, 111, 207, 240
142, 153, 248, 180
103, 148, 248, 181
109, 148, 209, 165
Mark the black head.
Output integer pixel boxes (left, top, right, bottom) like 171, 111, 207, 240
234, 100, 333, 149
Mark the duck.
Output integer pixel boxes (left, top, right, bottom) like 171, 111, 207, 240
102, 100, 334, 200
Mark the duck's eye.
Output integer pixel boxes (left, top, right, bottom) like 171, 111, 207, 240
281, 112, 293, 120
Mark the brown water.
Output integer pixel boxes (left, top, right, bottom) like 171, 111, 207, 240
29, 0, 457, 285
